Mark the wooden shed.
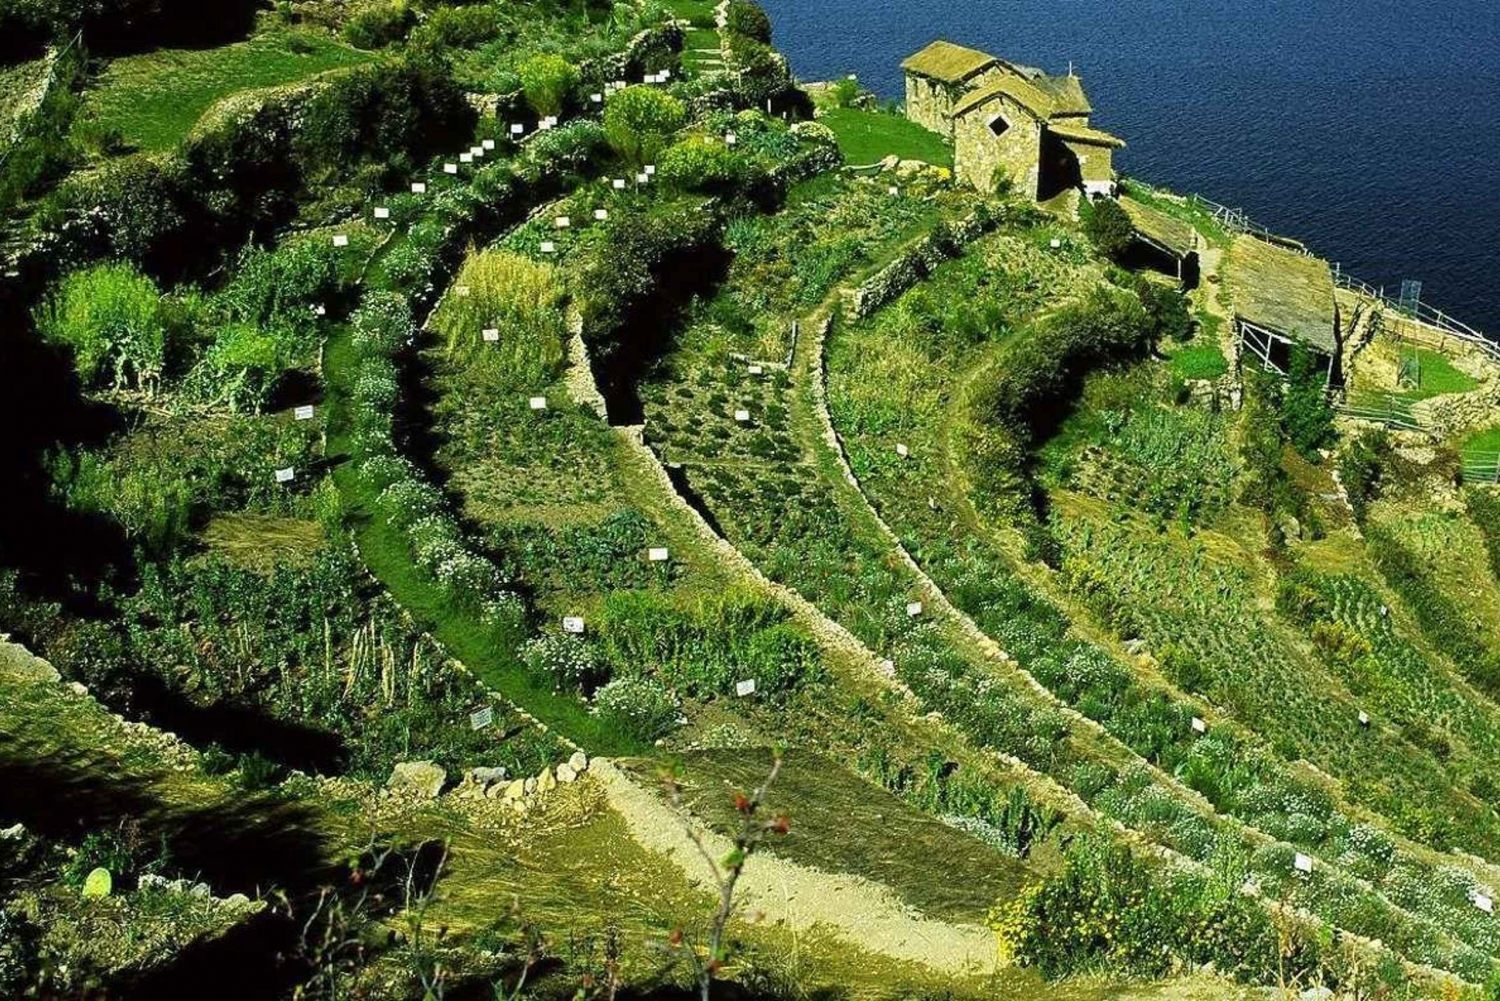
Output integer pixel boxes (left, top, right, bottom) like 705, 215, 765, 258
1226, 235, 1339, 378
1119, 195, 1200, 286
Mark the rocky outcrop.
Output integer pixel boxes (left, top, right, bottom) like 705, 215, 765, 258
388, 761, 447, 799
0, 637, 60, 683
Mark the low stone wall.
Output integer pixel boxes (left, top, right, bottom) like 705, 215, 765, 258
1411, 381, 1500, 440
841, 207, 994, 318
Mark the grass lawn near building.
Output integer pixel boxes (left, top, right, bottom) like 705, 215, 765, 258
818, 106, 952, 169
75, 29, 375, 153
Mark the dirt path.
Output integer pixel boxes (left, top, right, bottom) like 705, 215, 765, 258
588, 759, 999, 977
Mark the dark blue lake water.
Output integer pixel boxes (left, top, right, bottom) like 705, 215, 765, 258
760, 0, 1500, 332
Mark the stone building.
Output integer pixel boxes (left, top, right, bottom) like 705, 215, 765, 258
903, 40, 1124, 200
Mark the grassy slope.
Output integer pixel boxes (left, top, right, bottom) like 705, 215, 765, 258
819, 107, 953, 168
76, 29, 374, 152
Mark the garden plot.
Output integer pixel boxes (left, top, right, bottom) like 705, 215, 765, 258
822, 221, 1500, 975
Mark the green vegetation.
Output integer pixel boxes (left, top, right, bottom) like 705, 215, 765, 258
74, 30, 375, 152
818, 106, 953, 167
1168, 340, 1229, 380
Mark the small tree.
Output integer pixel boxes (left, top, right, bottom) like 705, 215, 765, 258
36, 262, 167, 395
1082, 196, 1135, 260
724, 0, 771, 42
1282, 343, 1337, 458
664, 749, 789, 1001
603, 85, 686, 167
518, 53, 580, 119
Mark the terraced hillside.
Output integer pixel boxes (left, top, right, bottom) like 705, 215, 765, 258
2, 1, 1499, 999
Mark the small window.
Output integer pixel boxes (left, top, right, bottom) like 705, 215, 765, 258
988, 114, 1010, 137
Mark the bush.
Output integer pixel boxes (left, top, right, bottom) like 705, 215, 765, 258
35, 262, 167, 393
593, 675, 679, 742
518, 53, 581, 119
603, 85, 687, 167
1282, 343, 1337, 457
724, 0, 772, 42
521, 120, 610, 176
351, 291, 415, 359
521, 635, 608, 694
658, 135, 744, 194
342, 3, 415, 49
431, 249, 567, 384
411, 4, 504, 49
1081, 197, 1135, 260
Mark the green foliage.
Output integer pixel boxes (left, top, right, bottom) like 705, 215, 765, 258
1282, 343, 1337, 457
35, 261, 167, 393
521, 634, 608, 694
431, 249, 567, 384
342, 2, 415, 49
350, 291, 415, 359
1081, 196, 1135, 260
724, 0, 772, 42
657, 135, 744, 193
517, 52, 580, 119
592, 675, 679, 742
60, 820, 170, 892
602, 85, 686, 167
1339, 430, 1389, 523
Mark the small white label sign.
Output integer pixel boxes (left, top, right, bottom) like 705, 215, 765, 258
660, 69, 671, 79
1294, 853, 1313, 874
555, 216, 571, 228
594, 209, 609, 221
888, 185, 899, 196
613, 178, 627, 189
648, 547, 670, 562
591, 93, 603, 103
749, 364, 763, 376
1358, 710, 1370, 726
636, 173, 649, 184
444, 163, 458, 174
275, 467, 296, 484
1191, 717, 1207, 734
470, 146, 484, 157
469, 707, 494, 731
482, 328, 500, 342
562, 616, 585, 635
294, 405, 315, 421
332, 234, 349, 247
460, 153, 473, 164
1475, 892, 1494, 914
896, 443, 909, 458
540, 240, 556, 254
734, 409, 751, 422
412, 182, 427, 194
735, 679, 757, 697
1050, 238, 1063, 249
373, 206, 390, 219
529, 396, 548, 410
482, 139, 496, 150
511, 123, 524, 135
644, 165, 656, 176
906, 601, 923, 617
725, 133, 737, 145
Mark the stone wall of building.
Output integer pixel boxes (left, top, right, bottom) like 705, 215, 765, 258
904, 73, 956, 138
953, 92, 1042, 196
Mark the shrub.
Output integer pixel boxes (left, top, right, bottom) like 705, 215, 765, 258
521, 635, 608, 693
593, 675, 679, 742
521, 120, 609, 176
724, 0, 772, 42
412, 4, 504, 49
351, 291, 415, 359
518, 53, 581, 119
1081, 197, 1135, 260
603, 85, 687, 167
342, 3, 415, 49
1282, 343, 1336, 457
35, 262, 167, 393
658, 135, 744, 194
1340, 430, 1387, 524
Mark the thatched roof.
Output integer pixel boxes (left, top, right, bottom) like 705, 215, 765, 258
952, 74, 1057, 120
1119, 196, 1197, 257
1048, 120, 1124, 148
1031, 75, 1091, 116
1227, 235, 1337, 353
1070, 143, 1115, 183
901, 41, 997, 84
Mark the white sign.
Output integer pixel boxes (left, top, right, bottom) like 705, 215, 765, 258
482, 328, 500, 342
412, 182, 427, 194
444, 163, 458, 174
644, 164, 656, 176
1358, 710, 1370, 726
1474, 892, 1494, 914
591, 93, 603, 103
555, 216, 571, 228
659, 68, 671, 80
538, 119, 553, 131
1294, 853, 1313, 874
540, 240, 556, 254
735, 679, 757, 697
1191, 717, 1207, 734
373, 206, 390, 220
895, 443, 909, 458
529, 396, 548, 410
511, 123, 524, 135
748, 364, 763, 375
294, 405, 315, 421
888, 185, 899, 196
482, 139, 496, 150
636, 173, 649, 184
275, 467, 296, 484
456, 285, 471, 297
332, 234, 349, 247
470, 146, 484, 157
460, 153, 473, 164
906, 601, 923, 617
545, 115, 559, 126
594, 209, 609, 221
562, 616, 586, 635
314, 304, 327, 317
613, 178, 627, 189
1050, 238, 1063, 249
725, 133, 737, 146
469, 707, 494, 731
648, 547, 670, 562
734, 409, 750, 422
